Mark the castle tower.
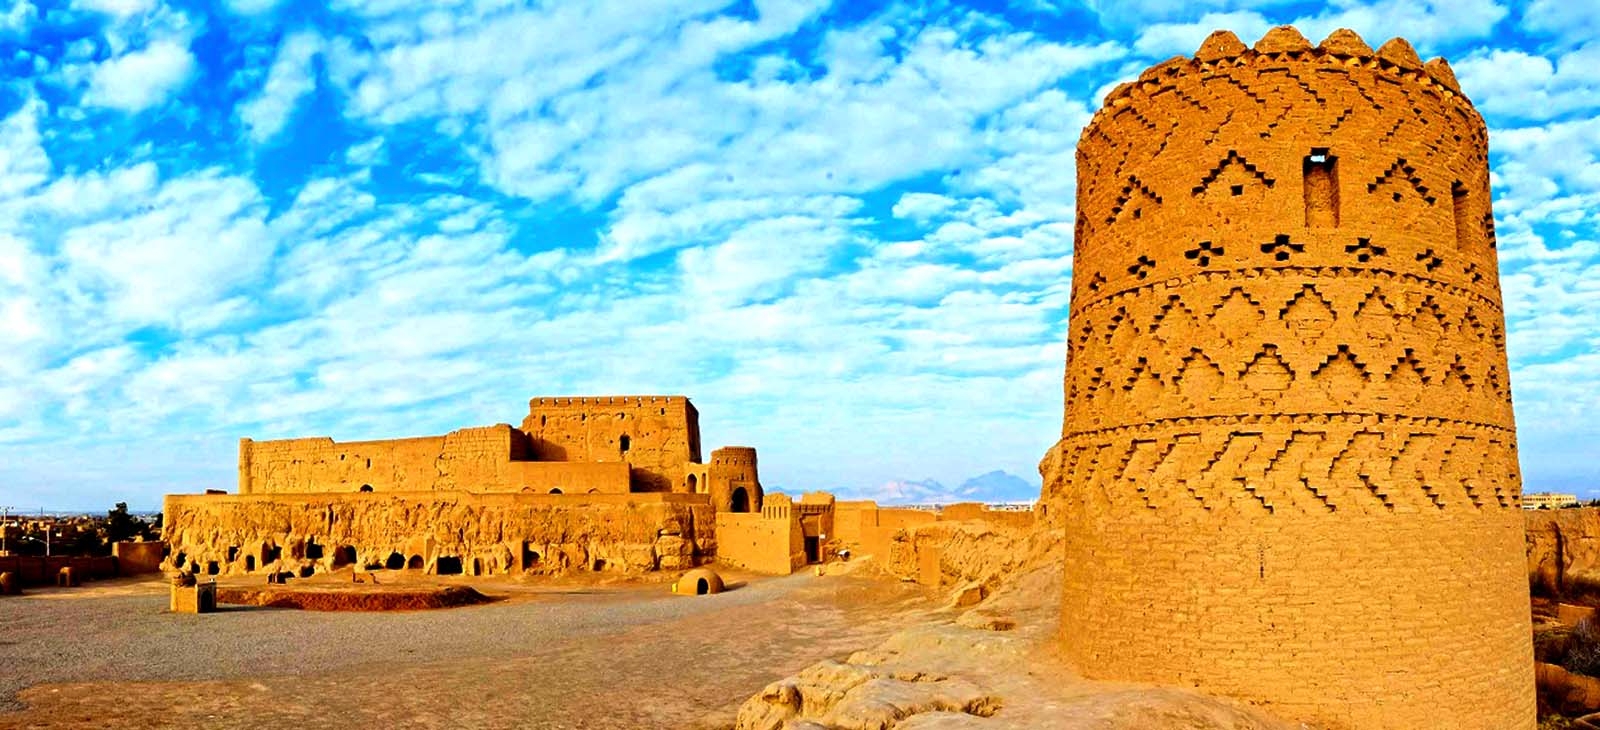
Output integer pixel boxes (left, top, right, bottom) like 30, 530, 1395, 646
708, 446, 763, 513
1041, 27, 1533, 729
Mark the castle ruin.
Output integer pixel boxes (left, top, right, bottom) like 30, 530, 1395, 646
1040, 26, 1533, 729
163, 396, 775, 578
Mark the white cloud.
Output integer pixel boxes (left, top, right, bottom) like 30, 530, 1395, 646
1132, 0, 1507, 59
72, 0, 156, 18
1522, 0, 1600, 46
223, 0, 283, 15
239, 32, 323, 142
0, 100, 51, 199
1, 1, 37, 37
1133, 11, 1273, 58
59, 171, 273, 329
84, 39, 197, 112
1454, 44, 1600, 121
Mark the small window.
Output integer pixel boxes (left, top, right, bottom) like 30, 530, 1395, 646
1452, 181, 1473, 249
1303, 148, 1339, 227
359, 484, 373, 493
619, 435, 631, 454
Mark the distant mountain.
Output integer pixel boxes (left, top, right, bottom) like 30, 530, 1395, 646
955, 470, 1039, 502
821, 470, 1039, 505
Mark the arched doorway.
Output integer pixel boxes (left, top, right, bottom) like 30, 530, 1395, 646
730, 487, 750, 513
359, 484, 373, 492
687, 474, 698, 492
549, 488, 563, 494
407, 555, 423, 570
386, 552, 405, 570
696, 577, 710, 595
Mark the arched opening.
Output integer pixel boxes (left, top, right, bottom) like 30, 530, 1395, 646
305, 540, 324, 561
359, 484, 373, 493
435, 556, 463, 575
696, 578, 710, 595
226, 546, 239, 563
619, 435, 631, 454
262, 544, 281, 565
245, 555, 256, 572
687, 474, 698, 492
592, 559, 606, 572
522, 545, 541, 570
549, 488, 563, 494
298, 565, 314, 578
206, 561, 220, 576
472, 558, 483, 576
407, 555, 423, 570
333, 546, 357, 569
730, 487, 751, 513
386, 552, 405, 570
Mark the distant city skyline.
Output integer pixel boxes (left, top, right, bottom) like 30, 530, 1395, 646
1, 0, 1596, 511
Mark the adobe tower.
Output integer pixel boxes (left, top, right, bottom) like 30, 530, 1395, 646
1041, 26, 1533, 729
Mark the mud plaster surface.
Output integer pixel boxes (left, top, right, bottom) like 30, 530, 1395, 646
0, 572, 936, 729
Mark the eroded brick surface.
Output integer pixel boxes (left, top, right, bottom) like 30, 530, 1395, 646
1041, 27, 1534, 730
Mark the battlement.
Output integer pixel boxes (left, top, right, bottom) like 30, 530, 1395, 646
710, 446, 757, 465
1096, 27, 1472, 121
528, 395, 688, 408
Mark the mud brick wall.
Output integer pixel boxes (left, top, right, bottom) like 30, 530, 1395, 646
1039, 26, 1532, 730
521, 396, 702, 493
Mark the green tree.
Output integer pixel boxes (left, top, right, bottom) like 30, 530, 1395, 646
106, 502, 141, 543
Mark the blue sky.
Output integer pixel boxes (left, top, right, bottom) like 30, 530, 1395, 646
0, 0, 1595, 511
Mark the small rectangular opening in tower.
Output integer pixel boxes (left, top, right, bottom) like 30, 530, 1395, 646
1303, 148, 1339, 227
1452, 181, 1472, 249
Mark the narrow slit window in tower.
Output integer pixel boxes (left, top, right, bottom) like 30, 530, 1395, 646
1303, 149, 1339, 227
1452, 182, 1472, 248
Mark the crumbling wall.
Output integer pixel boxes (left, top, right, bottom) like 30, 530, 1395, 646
1042, 26, 1532, 730
240, 424, 530, 495
161, 492, 712, 577
1527, 508, 1600, 599
521, 396, 701, 493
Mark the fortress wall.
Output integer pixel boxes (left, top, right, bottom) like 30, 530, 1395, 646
521, 396, 701, 493
714, 511, 804, 575
162, 492, 713, 577
834, 502, 1029, 560
507, 462, 632, 494
1044, 28, 1532, 729
830, 501, 879, 545
240, 424, 527, 495
0, 555, 120, 585
112, 541, 167, 574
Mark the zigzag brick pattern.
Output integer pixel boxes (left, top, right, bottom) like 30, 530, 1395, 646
1042, 27, 1534, 730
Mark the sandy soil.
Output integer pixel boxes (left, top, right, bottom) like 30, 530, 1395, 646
0, 569, 939, 729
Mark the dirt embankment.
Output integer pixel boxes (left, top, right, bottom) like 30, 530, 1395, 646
737, 518, 1295, 730
1528, 508, 1600, 600
216, 584, 493, 611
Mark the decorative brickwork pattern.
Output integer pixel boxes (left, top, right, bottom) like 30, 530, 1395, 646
1041, 26, 1533, 730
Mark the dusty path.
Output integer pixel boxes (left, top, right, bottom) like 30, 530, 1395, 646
0, 572, 937, 729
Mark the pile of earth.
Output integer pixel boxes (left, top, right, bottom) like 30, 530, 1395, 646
216, 584, 493, 611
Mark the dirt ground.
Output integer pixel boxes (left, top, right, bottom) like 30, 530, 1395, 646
0, 568, 939, 729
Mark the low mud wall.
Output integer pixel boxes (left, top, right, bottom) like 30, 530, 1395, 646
163, 491, 715, 578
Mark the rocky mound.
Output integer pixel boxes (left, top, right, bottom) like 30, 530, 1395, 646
216, 585, 493, 611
